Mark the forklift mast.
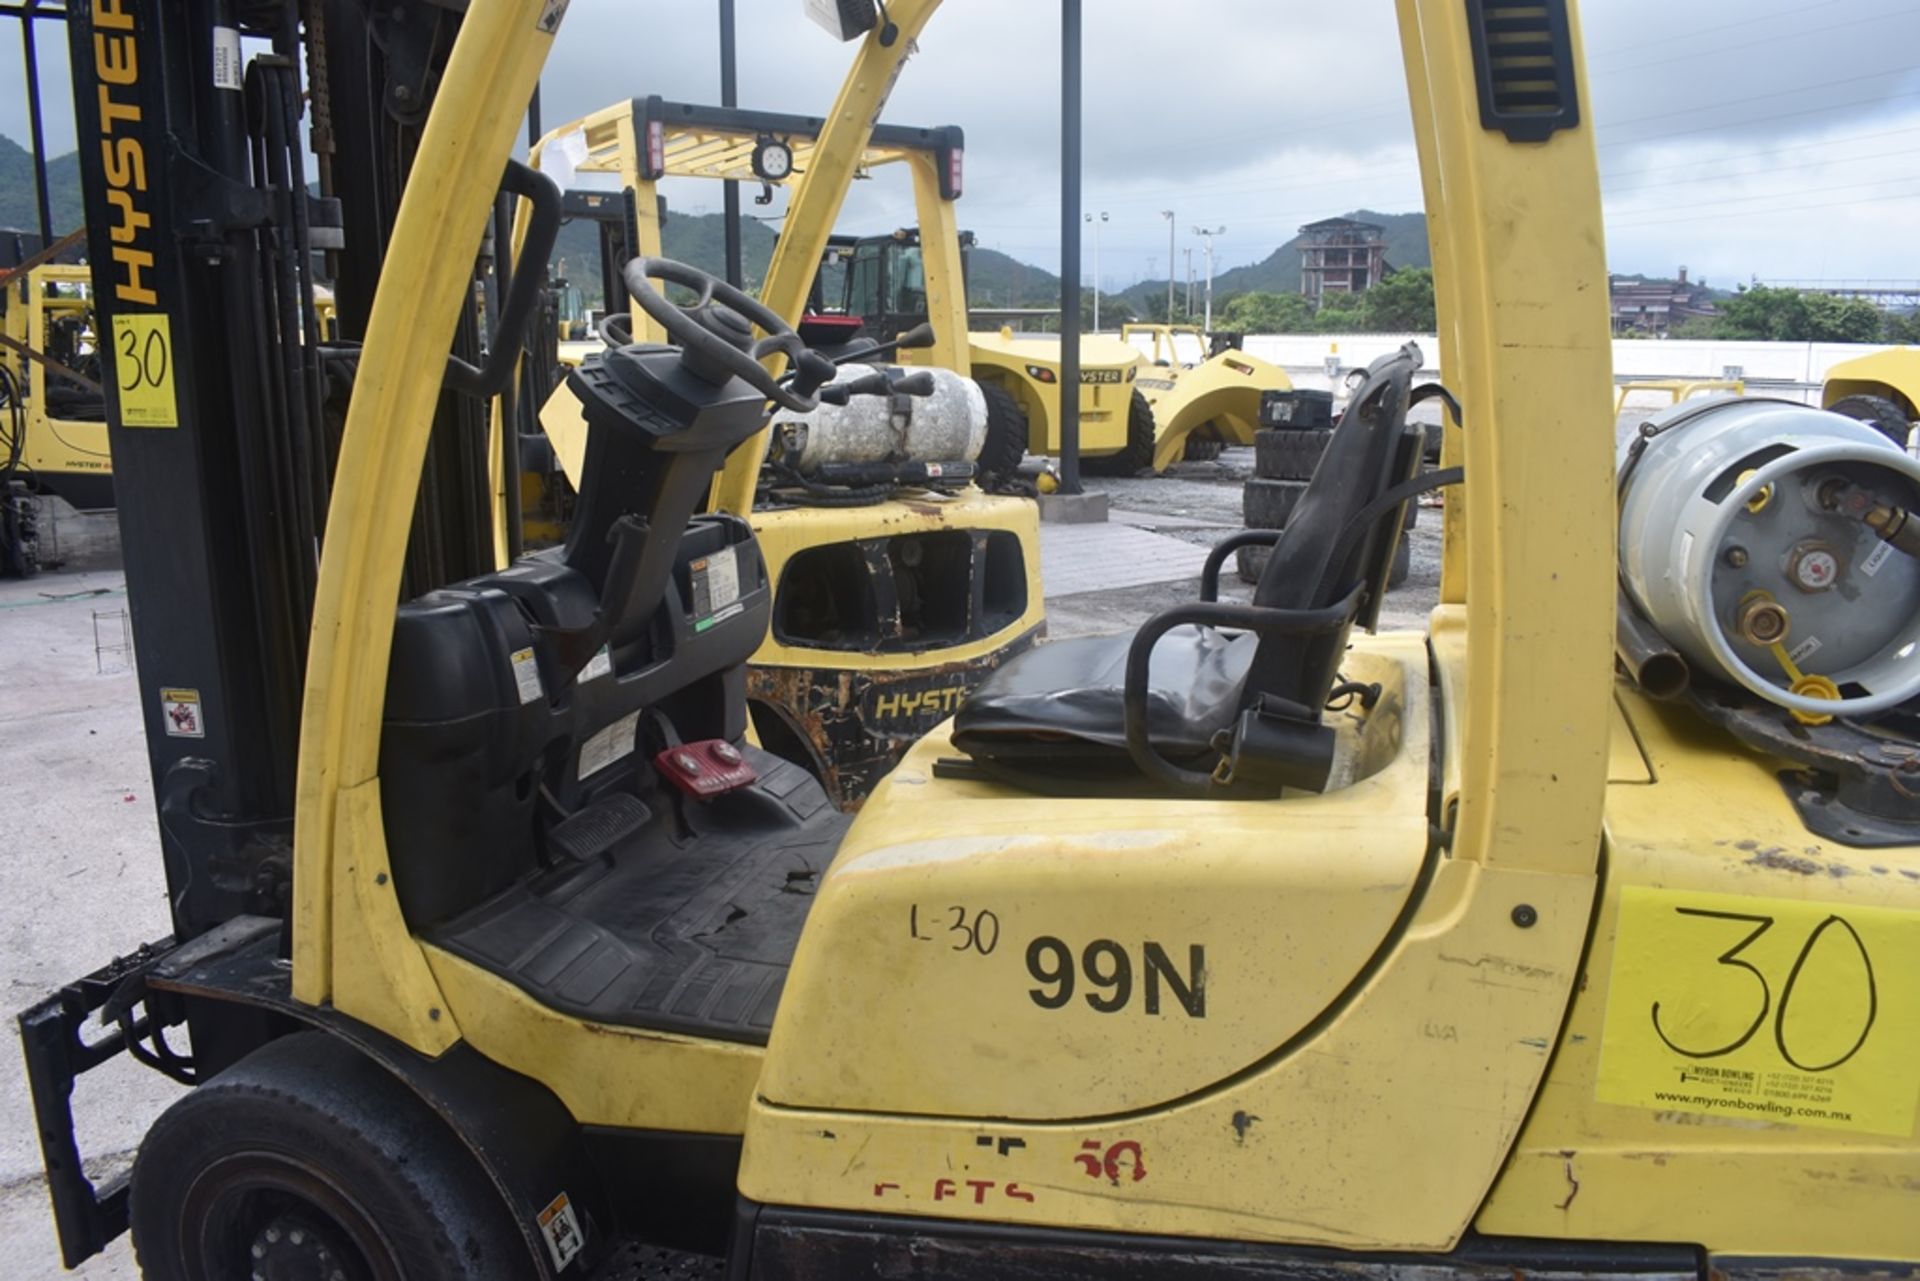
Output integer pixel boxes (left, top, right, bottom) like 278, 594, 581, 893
63, 1, 507, 946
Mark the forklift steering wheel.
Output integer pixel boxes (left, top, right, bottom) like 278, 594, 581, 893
621, 257, 827, 413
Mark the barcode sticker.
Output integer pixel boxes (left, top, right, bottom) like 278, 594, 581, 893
212, 26, 242, 91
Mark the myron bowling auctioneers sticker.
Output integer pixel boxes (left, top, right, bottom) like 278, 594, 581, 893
1597, 885, 1920, 1137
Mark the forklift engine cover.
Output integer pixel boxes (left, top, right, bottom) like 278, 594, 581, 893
767, 363, 987, 474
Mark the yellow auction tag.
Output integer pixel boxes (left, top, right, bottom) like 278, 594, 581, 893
110, 313, 178, 428
1598, 886, 1920, 1137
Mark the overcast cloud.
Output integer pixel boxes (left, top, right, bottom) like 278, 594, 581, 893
6, 0, 1919, 289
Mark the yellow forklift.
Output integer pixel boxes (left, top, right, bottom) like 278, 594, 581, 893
1, 233, 113, 574
523, 95, 1046, 809
17, 1, 1919, 1279
1121, 320, 1295, 467
533, 94, 1157, 477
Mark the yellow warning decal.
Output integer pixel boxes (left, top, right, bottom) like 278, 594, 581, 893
1598, 885, 1920, 1137
110, 313, 178, 428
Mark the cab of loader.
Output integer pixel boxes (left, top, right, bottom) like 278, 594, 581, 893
23, 0, 1920, 1278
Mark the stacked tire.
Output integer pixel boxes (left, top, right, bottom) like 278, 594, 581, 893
1239, 390, 1412, 589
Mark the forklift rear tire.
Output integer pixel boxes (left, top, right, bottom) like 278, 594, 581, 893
130, 1031, 535, 1281
1827, 393, 1914, 448
1243, 476, 1309, 529
1253, 428, 1330, 480
976, 381, 1029, 484
1082, 390, 1157, 476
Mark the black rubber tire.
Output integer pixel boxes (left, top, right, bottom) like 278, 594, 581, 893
1082, 390, 1157, 477
1182, 432, 1224, 461
131, 1032, 535, 1281
1244, 476, 1309, 529
1388, 536, 1412, 589
975, 380, 1030, 484
1254, 427, 1331, 481
1827, 394, 1913, 448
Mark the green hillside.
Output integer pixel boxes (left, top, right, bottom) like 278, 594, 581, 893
0, 135, 86, 238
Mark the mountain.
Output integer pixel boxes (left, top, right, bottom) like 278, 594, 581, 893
964, 245, 1059, 307
552, 210, 780, 307
0, 135, 86, 239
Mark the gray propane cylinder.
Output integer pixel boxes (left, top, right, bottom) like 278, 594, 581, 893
767, 364, 986, 474
1618, 395, 1920, 717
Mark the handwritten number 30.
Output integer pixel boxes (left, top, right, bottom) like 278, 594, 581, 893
1651, 909, 1877, 1072
117, 325, 168, 393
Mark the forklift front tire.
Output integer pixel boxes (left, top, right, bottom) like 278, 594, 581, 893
976, 381, 1029, 484
130, 1031, 536, 1281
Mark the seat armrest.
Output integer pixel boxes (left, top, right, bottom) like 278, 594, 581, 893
1123, 587, 1362, 797
1200, 529, 1283, 603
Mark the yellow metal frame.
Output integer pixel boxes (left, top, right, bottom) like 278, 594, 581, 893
734, 0, 1619, 1251
1611, 376, 1744, 416
2, 264, 113, 483
279, 0, 1919, 1264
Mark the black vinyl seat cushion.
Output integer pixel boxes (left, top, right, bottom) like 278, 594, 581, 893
951, 626, 1255, 763
954, 343, 1422, 783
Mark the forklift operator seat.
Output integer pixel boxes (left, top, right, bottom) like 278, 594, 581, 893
952, 344, 1423, 794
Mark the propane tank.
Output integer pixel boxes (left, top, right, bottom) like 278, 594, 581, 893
1618, 396, 1920, 718
767, 364, 986, 475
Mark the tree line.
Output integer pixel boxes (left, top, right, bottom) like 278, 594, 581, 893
1670, 285, 1920, 345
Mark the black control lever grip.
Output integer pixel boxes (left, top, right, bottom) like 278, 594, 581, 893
818, 370, 894, 406
891, 371, 936, 397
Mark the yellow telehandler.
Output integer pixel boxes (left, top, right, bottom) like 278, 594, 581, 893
16, 1, 1917, 1279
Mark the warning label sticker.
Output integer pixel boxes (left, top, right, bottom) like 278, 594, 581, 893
579, 644, 613, 684
510, 647, 544, 705
536, 1191, 583, 1271
578, 711, 639, 780
689, 546, 740, 623
1597, 885, 1920, 1137
160, 688, 204, 739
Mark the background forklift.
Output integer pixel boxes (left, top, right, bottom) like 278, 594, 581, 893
1, 231, 112, 576
16, 1, 1920, 1279
523, 96, 1047, 809
1119, 319, 1294, 468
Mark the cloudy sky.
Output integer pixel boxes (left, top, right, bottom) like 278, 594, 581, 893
7, 0, 1920, 292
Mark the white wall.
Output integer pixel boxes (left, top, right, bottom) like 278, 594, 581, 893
1240, 332, 1895, 400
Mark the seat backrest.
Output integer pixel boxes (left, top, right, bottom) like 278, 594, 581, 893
1245, 343, 1421, 709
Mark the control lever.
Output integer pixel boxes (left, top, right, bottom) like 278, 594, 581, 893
831, 321, 937, 366
818, 368, 938, 406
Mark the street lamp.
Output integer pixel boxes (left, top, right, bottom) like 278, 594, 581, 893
1161, 210, 1175, 323
1085, 211, 1108, 330
1193, 224, 1225, 332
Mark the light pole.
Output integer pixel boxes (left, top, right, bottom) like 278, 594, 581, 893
1085, 210, 1108, 330
1160, 210, 1175, 323
1193, 224, 1224, 332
